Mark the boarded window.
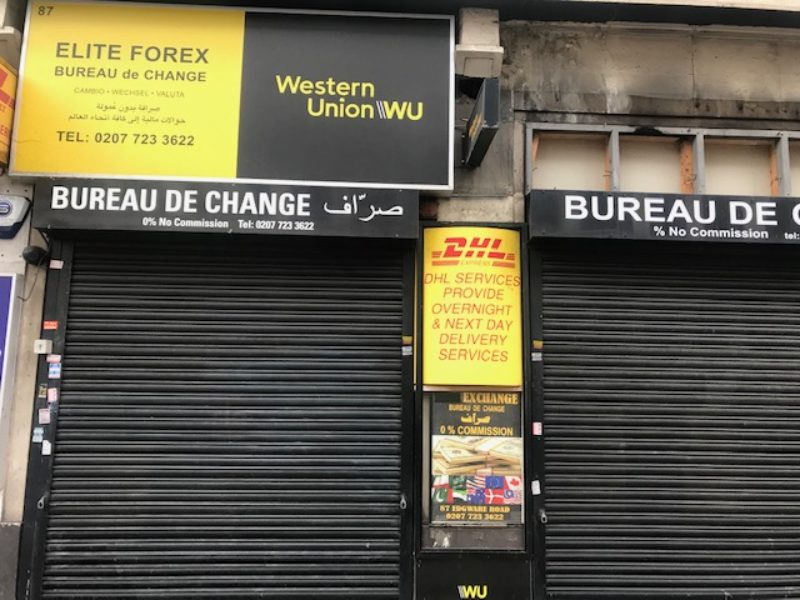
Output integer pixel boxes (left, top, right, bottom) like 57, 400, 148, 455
705, 139, 772, 196
619, 136, 682, 194
532, 133, 607, 190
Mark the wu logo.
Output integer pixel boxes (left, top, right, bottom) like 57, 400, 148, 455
457, 584, 488, 599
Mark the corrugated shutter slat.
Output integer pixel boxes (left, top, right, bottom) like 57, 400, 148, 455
42, 237, 404, 600
541, 241, 800, 599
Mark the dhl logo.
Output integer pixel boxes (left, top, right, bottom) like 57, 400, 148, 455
0, 68, 14, 110
457, 584, 488, 599
431, 237, 515, 268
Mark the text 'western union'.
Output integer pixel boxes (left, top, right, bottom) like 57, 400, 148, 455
275, 74, 423, 121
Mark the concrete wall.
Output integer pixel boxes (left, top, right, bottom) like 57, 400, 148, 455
502, 21, 800, 121
440, 89, 525, 222
0, 0, 22, 69
439, 20, 800, 222
0, 177, 40, 600
573, 0, 800, 10
0, 7, 34, 597
3, 223, 43, 524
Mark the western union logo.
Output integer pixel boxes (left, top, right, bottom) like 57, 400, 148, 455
374, 100, 422, 120
457, 585, 488, 599
275, 74, 423, 121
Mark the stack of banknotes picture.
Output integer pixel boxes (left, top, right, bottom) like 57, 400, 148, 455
432, 436, 521, 476
431, 435, 523, 506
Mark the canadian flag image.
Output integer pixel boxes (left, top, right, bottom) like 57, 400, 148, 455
505, 476, 522, 491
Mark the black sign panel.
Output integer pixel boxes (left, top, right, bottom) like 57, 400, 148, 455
529, 189, 800, 243
237, 13, 453, 189
33, 179, 418, 239
417, 554, 530, 600
463, 78, 500, 169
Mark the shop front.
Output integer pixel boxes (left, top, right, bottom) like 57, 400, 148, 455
20, 185, 417, 600
13, 2, 452, 599
416, 225, 532, 600
529, 188, 800, 599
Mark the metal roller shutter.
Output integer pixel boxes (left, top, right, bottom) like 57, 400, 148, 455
41, 235, 406, 600
539, 240, 800, 600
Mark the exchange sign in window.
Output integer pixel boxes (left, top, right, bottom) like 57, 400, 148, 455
430, 391, 523, 525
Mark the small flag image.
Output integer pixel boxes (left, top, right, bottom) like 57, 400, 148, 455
450, 476, 467, 490
503, 489, 523, 504
467, 489, 486, 504
485, 488, 506, 504
485, 476, 505, 489
466, 475, 486, 492
452, 488, 468, 502
433, 475, 449, 488
432, 487, 451, 504
505, 476, 522, 491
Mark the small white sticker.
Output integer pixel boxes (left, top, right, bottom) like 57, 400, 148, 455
47, 388, 59, 404
531, 352, 542, 362
38, 408, 51, 425
49, 260, 64, 270
42, 440, 52, 456
32, 427, 44, 443
402, 346, 412, 356
48, 363, 61, 379
532, 480, 541, 496
533, 422, 542, 436
46, 354, 62, 364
